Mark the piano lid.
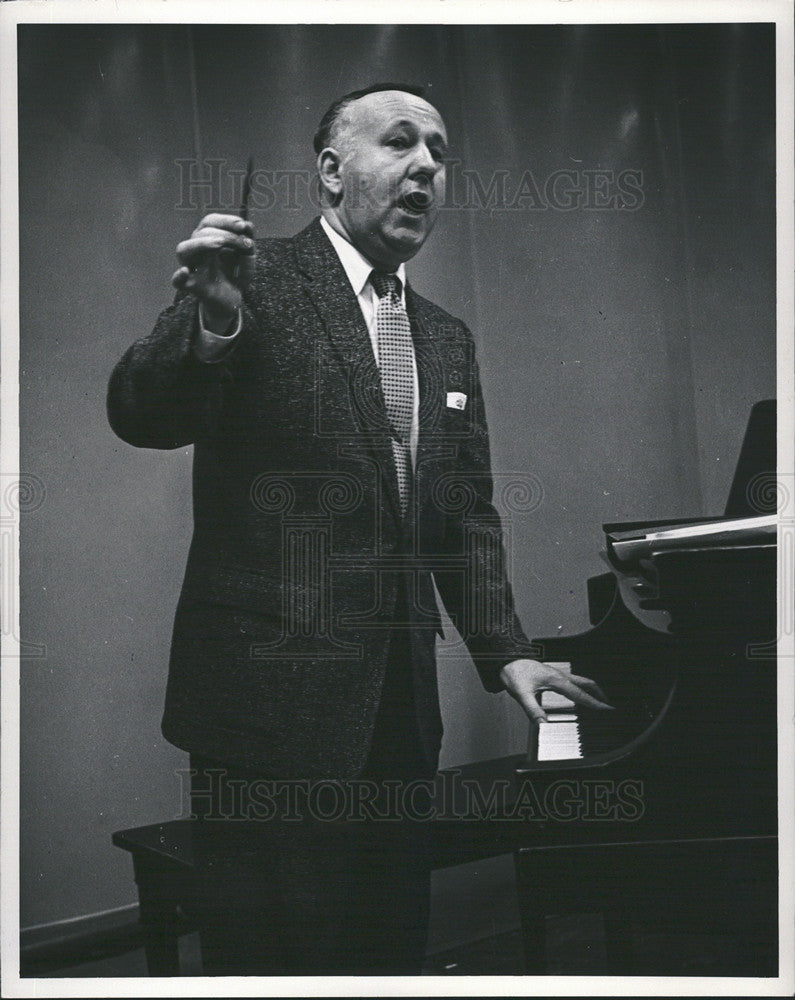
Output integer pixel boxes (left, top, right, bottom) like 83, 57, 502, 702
724, 399, 776, 518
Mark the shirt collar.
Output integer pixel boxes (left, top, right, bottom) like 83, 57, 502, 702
320, 215, 407, 297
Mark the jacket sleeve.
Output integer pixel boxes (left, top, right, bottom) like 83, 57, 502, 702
106, 292, 253, 450
432, 326, 536, 693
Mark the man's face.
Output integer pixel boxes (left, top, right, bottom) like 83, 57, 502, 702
324, 90, 448, 270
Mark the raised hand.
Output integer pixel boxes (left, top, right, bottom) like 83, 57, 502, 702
171, 214, 256, 332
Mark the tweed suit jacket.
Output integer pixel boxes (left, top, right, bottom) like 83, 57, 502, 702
108, 217, 532, 779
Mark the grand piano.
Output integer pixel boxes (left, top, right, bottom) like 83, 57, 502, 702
506, 398, 779, 974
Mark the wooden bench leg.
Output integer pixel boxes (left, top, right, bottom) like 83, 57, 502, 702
138, 892, 181, 976
132, 856, 184, 976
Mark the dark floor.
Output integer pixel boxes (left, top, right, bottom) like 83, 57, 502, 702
33, 928, 524, 978
34, 915, 774, 978
34, 926, 530, 978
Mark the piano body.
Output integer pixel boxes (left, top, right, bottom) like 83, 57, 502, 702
509, 400, 779, 974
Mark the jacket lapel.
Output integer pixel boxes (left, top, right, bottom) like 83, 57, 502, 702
406, 286, 450, 518
293, 219, 404, 523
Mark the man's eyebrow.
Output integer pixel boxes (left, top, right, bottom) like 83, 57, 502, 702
384, 119, 448, 148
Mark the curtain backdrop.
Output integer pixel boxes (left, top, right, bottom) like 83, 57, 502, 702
18, 23, 775, 936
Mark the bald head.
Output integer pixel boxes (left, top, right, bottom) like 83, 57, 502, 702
313, 83, 428, 154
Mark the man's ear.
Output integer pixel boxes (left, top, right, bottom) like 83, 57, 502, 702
317, 148, 343, 204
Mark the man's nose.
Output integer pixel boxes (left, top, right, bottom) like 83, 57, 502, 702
409, 143, 442, 180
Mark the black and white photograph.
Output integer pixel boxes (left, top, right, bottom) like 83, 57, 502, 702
2, 1, 793, 995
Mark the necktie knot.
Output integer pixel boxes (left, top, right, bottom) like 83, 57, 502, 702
370, 270, 402, 300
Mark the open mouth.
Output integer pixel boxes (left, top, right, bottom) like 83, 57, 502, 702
397, 190, 433, 215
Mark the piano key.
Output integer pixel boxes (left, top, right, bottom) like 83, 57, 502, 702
537, 720, 583, 761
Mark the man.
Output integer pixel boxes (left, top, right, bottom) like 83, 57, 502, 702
108, 83, 608, 975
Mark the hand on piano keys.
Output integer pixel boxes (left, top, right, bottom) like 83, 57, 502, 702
533, 663, 619, 762
498, 657, 613, 737
524, 663, 655, 765
535, 672, 582, 761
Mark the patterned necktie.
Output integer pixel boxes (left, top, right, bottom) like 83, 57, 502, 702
370, 270, 414, 515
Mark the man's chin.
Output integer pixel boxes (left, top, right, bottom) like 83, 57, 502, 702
382, 222, 434, 261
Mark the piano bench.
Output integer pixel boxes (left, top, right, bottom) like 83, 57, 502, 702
111, 755, 526, 976
111, 814, 522, 976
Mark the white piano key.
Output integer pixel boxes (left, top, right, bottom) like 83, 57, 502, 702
537, 720, 583, 761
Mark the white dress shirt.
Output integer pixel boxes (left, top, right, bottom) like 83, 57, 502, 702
194, 215, 420, 467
